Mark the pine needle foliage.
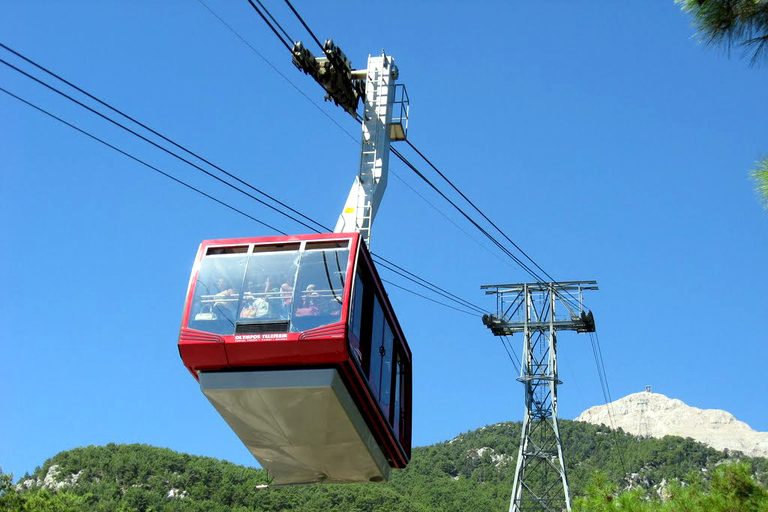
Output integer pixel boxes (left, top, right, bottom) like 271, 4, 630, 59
573, 463, 768, 512
752, 157, 768, 209
677, 0, 768, 65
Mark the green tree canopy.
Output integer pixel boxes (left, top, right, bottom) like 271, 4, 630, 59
677, 1, 768, 209
677, 0, 768, 65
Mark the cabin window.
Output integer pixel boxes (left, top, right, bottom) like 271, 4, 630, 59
236, 246, 301, 326
364, 294, 398, 418
369, 297, 385, 398
187, 241, 351, 335
393, 354, 403, 441
379, 322, 394, 417
206, 245, 248, 255
304, 240, 348, 251
291, 247, 349, 331
349, 274, 364, 361
188, 251, 249, 334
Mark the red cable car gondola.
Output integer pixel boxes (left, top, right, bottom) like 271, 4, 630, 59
178, 232, 412, 484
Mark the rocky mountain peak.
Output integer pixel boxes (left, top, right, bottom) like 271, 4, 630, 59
575, 390, 768, 459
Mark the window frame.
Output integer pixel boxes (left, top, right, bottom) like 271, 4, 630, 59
187, 238, 354, 336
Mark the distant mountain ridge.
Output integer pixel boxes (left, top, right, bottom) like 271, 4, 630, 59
5, 420, 768, 511
576, 391, 768, 459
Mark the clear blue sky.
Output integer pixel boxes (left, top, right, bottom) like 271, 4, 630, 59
1, 1, 766, 479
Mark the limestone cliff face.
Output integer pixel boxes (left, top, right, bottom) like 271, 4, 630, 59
575, 391, 768, 459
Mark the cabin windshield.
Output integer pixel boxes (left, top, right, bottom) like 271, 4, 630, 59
188, 241, 350, 335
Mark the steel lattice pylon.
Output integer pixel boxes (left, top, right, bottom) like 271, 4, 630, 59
481, 282, 597, 512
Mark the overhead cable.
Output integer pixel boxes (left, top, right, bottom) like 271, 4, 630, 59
1, 43, 483, 317
499, 335, 521, 374
211, 4, 531, 272
373, 254, 489, 315
0, 53, 325, 234
381, 279, 479, 317
4, 88, 480, 319
245, 0, 293, 52
282, 0, 324, 52
234, 0, 583, 309
391, 147, 548, 284
196, 0, 358, 146
588, 331, 628, 474
0, 86, 286, 235
0, 42, 329, 234
403, 141, 585, 310
405, 140, 561, 286
253, 0, 294, 44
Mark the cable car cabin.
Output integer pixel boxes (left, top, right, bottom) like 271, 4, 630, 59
178, 233, 412, 485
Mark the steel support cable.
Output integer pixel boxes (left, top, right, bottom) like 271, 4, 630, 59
404, 140, 584, 311
220, 3, 520, 272
387, 171, 520, 270
380, 279, 478, 317
245, 0, 293, 52
593, 336, 609, 398
405, 140, 561, 288
500, 335, 521, 373
2, 51, 486, 321
198, 0, 361, 159
499, 338, 520, 374
0, 86, 286, 235
592, 331, 622, 435
372, 255, 488, 315
243, 0, 357, 125
588, 333, 610, 412
1, 85, 479, 323
588, 331, 628, 474
1, 53, 484, 318
3, 69, 482, 318
593, 331, 615, 404
280, 0, 362, 110
391, 146, 549, 284
0, 42, 329, 234
282, 0, 324, 52
232, 0, 583, 312
253, 0, 294, 44
347, 116, 509, 267
373, 255, 488, 315
353, 86, 582, 310
0, 56, 324, 235
2, 43, 493, 320
373, 259, 487, 316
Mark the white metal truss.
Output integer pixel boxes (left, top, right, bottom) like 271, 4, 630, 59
334, 53, 400, 247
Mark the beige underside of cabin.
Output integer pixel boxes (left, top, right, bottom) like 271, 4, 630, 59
199, 368, 390, 485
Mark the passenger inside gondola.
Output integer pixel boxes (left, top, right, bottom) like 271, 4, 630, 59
238, 278, 268, 319
278, 282, 293, 318
296, 284, 321, 317
212, 277, 237, 313
216, 277, 236, 296
239, 297, 268, 319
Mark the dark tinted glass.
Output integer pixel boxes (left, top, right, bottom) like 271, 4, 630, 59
379, 322, 394, 416
350, 274, 364, 361
369, 297, 384, 399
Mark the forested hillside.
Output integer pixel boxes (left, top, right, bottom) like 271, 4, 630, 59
3, 420, 767, 511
